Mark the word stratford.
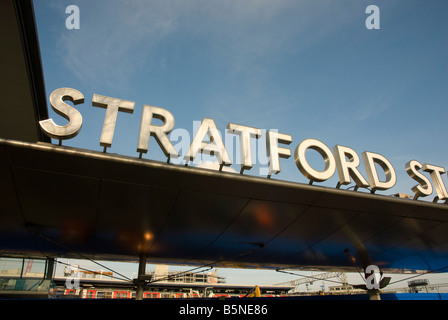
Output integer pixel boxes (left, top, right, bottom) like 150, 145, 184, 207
40, 88, 448, 202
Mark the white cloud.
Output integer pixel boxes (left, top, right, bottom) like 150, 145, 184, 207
55, 0, 360, 93
56, 0, 183, 92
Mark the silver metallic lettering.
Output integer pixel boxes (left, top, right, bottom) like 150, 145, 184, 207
184, 118, 231, 167
405, 160, 433, 200
266, 131, 292, 177
294, 139, 336, 183
362, 151, 397, 192
333, 145, 369, 189
137, 105, 179, 159
227, 123, 262, 174
40, 87, 448, 201
422, 163, 448, 200
39, 88, 84, 140
92, 94, 135, 149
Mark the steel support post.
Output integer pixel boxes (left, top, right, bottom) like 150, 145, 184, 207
135, 253, 147, 300
367, 288, 381, 300
364, 266, 382, 300
45, 258, 55, 280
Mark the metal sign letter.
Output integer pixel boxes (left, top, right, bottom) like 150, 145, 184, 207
405, 160, 433, 200
137, 105, 179, 159
362, 151, 397, 192
294, 139, 336, 183
39, 88, 84, 140
333, 145, 369, 189
422, 164, 448, 201
92, 94, 135, 150
184, 118, 232, 167
266, 131, 292, 177
227, 123, 262, 174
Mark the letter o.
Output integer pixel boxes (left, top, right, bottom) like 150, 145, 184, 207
294, 139, 336, 182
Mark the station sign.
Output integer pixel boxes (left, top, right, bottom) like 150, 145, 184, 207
39, 88, 448, 202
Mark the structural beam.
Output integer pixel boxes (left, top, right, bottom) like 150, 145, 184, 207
135, 253, 147, 300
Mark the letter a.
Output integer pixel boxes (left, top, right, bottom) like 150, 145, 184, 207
66, 5, 80, 30
365, 265, 381, 290
365, 5, 380, 30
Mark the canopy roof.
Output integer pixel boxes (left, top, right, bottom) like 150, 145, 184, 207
1, 139, 448, 273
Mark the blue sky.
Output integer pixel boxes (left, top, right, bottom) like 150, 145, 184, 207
33, 0, 448, 287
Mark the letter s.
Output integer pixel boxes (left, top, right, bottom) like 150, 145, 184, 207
39, 88, 84, 140
405, 160, 433, 200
